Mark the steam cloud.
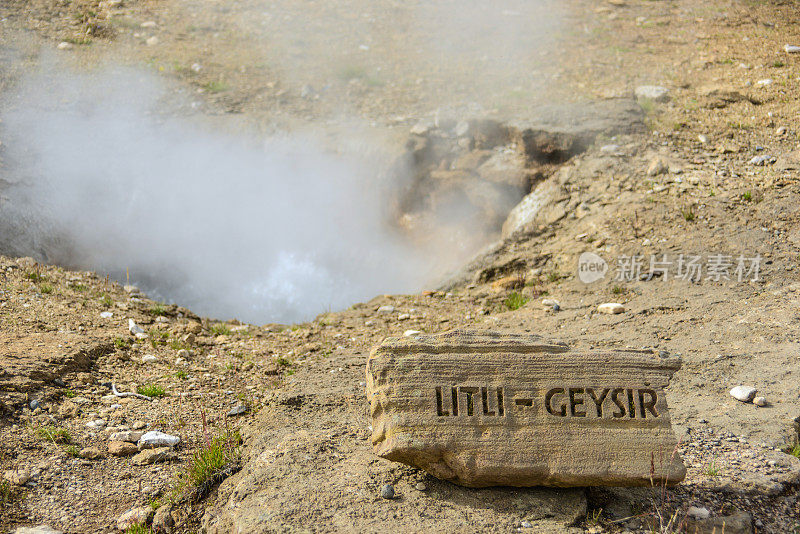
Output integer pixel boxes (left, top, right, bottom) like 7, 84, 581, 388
0, 65, 450, 324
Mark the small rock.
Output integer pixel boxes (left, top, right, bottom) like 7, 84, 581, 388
182, 333, 195, 345
227, 404, 248, 417
14, 526, 63, 534
117, 506, 153, 530
730, 385, 757, 403
635, 85, 670, 102
647, 157, 669, 176
753, 396, 768, 407
128, 319, 145, 336
520, 521, 533, 529
79, 447, 103, 460
4, 468, 31, 485
687, 506, 711, 520
598, 303, 625, 314
414, 482, 427, 491
698, 134, 709, 144
784, 44, 800, 54
138, 431, 180, 449
380, 483, 395, 499
86, 419, 106, 430
109, 431, 145, 443
142, 354, 158, 363
56, 42, 73, 50
776, 126, 787, 136
140, 21, 157, 28
123, 285, 138, 293
686, 511, 752, 534
600, 144, 620, 153
403, 330, 422, 337
100, 311, 113, 319
377, 305, 395, 314
58, 401, 80, 418
757, 78, 773, 87
176, 349, 190, 359
29, 399, 41, 410
397, 313, 410, 321
152, 503, 174, 533
108, 441, 138, 457
749, 155, 773, 166
410, 119, 434, 136
145, 36, 159, 46
132, 420, 147, 430
132, 447, 177, 466
541, 298, 560, 311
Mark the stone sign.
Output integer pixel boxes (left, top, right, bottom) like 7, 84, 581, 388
366, 330, 686, 487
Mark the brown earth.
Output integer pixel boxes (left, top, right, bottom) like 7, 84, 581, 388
1, 0, 800, 533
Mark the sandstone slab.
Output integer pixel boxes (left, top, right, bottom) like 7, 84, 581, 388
366, 330, 686, 487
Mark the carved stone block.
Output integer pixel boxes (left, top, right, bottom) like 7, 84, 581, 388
366, 330, 686, 487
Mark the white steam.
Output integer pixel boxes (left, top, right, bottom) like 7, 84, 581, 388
0, 65, 450, 324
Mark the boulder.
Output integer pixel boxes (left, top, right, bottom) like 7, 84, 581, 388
366, 330, 686, 487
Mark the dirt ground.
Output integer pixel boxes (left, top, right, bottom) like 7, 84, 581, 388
1, 0, 800, 532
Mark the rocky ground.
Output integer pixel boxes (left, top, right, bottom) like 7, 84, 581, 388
1, 0, 800, 533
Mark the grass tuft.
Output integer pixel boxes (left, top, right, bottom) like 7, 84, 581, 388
65, 445, 80, 458
38, 426, 71, 444
681, 206, 696, 222
504, 292, 529, 311
137, 384, 166, 398
787, 442, 800, 459
124, 524, 152, 534
210, 323, 232, 336
39, 283, 54, 294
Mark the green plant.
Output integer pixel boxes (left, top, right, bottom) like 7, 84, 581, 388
63, 389, 76, 398
65, 445, 80, 458
149, 329, 170, 349
175, 370, 188, 380
149, 498, 162, 511
181, 429, 242, 499
114, 337, 132, 350
25, 272, 47, 283
101, 294, 113, 307
0, 479, 12, 506
148, 304, 167, 316
39, 283, 54, 294
704, 459, 721, 477
787, 442, 800, 459
124, 524, 152, 534
210, 324, 231, 336
772, 60, 785, 68
638, 98, 656, 115
137, 384, 166, 398
169, 339, 190, 351
504, 292, 528, 311
203, 80, 229, 93
71, 283, 88, 292
681, 206, 695, 222
612, 285, 624, 295
547, 271, 560, 283
586, 507, 603, 526
275, 356, 292, 368
38, 426, 71, 444
742, 191, 753, 202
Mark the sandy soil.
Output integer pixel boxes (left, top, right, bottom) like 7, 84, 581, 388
1, 0, 799, 532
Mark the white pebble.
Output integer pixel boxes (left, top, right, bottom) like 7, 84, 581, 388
687, 506, 710, 520
100, 311, 113, 319
730, 385, 757, 403
597, 303, 625, 314
57, 42, 73, 50
753, 396, 768, 407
